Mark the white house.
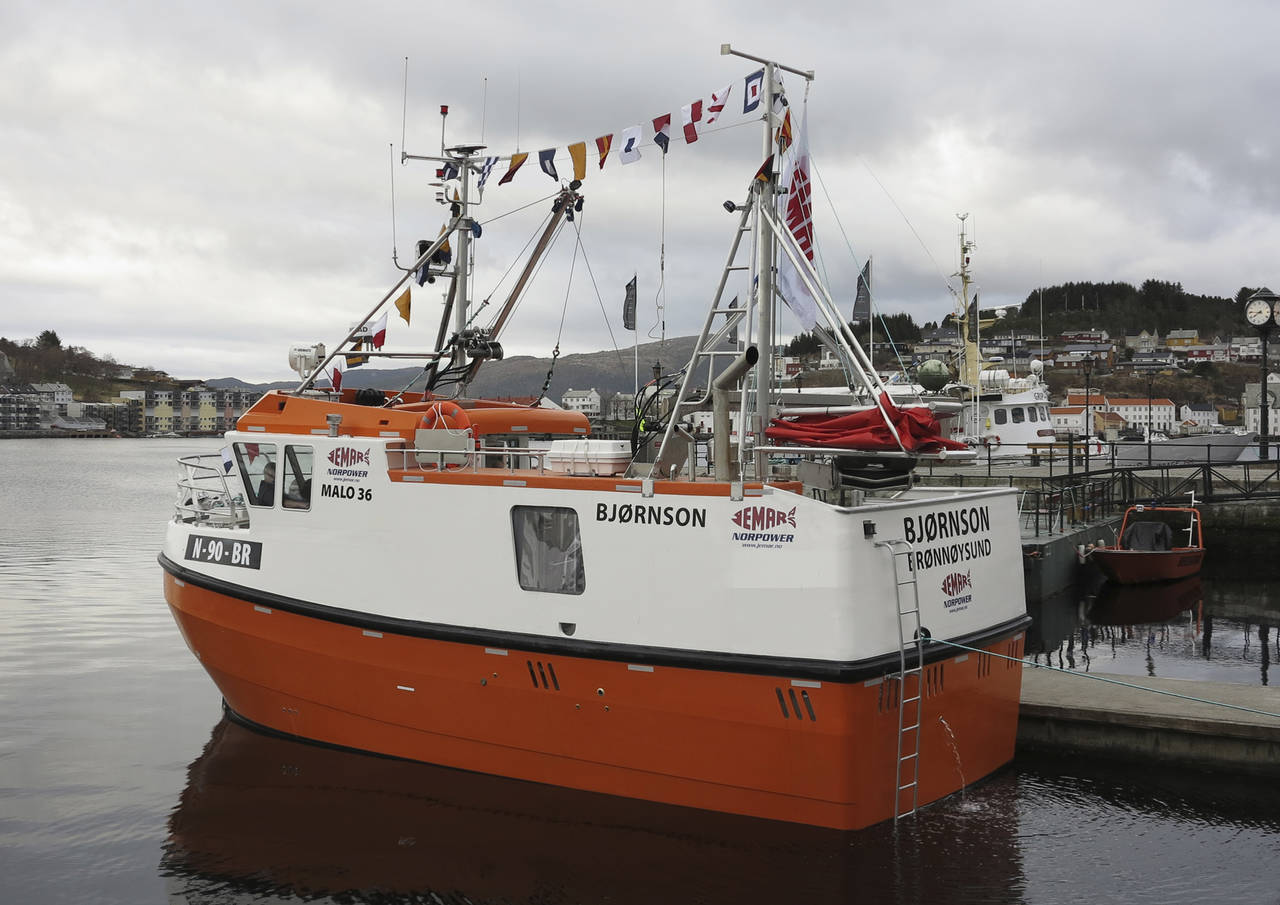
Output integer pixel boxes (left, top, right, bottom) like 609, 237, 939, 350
560, 387, 602, 419
1050, 406, 1087, 436
1065, 393, 1176, 436
1242, 376, 1280, 436
1180, 403, 1221, 431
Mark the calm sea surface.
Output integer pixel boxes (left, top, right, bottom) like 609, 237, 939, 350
1, 439, 1278, 905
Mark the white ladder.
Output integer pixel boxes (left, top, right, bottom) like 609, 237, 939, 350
877, 538, 924, 822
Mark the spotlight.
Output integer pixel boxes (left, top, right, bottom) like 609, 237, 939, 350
569, 179, 582, 190
723, 200, 737, 213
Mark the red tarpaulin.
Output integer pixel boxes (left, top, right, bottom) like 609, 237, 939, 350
765, 393, 968, 453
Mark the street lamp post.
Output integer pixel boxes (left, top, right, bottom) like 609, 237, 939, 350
1083, 354, 1095, 475
1245, 288, 1280, 461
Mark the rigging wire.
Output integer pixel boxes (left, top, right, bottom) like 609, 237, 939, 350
811, 161, 917, 384
567, 212, 628, 369
854, 157, 955, 297
536, 218, 582, 402
477, 191, 562, 227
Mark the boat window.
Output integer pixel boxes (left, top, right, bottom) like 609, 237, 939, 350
994, 409, 1008, 425
1011, 407, 1026, 423
283, 445, 313, 511
511, 506, 585, 595
1028, 407, 1038, 422
234, 443, 278, 507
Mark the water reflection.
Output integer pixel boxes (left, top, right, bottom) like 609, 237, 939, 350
1024, 569, 1280, 685
161, 715, 1028, 905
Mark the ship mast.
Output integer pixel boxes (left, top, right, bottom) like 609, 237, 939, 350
720, 45, 814, 477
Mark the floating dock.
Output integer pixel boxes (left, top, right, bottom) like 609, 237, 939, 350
1018, 668, 1280, 775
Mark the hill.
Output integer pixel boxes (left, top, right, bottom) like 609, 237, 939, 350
207, 336, 707, 399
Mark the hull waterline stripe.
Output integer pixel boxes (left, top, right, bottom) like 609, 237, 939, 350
160, 552, 1030, 682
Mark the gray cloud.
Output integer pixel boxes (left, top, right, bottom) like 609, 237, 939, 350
4, 0, 1278, 381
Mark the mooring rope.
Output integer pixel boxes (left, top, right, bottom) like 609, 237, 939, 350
927, 637, 1280, 721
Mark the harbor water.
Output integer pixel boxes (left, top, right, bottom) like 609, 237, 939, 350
1, 439, 1278, 904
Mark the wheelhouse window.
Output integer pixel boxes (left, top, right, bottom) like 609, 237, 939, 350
282, 445, 313, 510
1027, 407, 1038, 422
234, 443, 278, 507
1011, 407, 1026, 423
994, 409, 1008, 425
511, 506, 585, 595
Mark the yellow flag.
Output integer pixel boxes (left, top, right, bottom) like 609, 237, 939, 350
568, 141, 587, 181
395, 287, 411, 325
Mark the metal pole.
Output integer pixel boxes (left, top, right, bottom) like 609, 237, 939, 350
1263, 332, 1270, 462
1152, 371, 1162, 468
1084, 360, 1092, 476
752, 60, 775, 480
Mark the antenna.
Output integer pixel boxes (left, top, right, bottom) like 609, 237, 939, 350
480, 76, 488, 144
400, 57, 409, 161
439, 104, 448, 155
389, 143, 399, 266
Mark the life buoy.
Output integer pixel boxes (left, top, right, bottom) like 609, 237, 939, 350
418, 401, 471, 433
983, 435, 1001, 447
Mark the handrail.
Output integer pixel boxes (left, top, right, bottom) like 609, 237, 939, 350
174, 453, 247, 526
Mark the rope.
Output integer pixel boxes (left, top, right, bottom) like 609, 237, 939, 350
567, 212, 628, 369
535, 221, 580, 402
929, 636, 1280, 721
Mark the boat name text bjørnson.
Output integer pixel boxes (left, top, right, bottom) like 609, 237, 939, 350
902, 505, 991, 545
596, 503, 707, 527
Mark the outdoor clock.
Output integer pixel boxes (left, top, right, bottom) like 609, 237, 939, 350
1246, 296, 1274, 326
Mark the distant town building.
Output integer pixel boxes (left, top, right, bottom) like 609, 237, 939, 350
1177, 404, 1218, 432
1123, 329, 1161, 352
561, 387, 602, 419
606, 392, 636, 421
1241, 376, 1280, 436
1165, 329, 1200, 348
0, 384, 40, 431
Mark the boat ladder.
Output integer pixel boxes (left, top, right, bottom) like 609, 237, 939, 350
877, 537, 924, 822
648, 200, 754, 480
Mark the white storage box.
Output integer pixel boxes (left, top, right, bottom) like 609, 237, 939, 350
545, 439, 632, 476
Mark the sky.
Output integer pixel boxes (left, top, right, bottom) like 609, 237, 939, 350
5, 0, 1280, 383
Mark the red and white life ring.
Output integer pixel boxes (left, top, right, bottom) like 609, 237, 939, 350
983, 435, 1001, 447
418, 401, 471, 433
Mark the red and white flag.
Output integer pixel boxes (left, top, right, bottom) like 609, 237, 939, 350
703, 84, 731, 124
370, 311, 389, 349
681, 100, 703, 143
776, 109, 816, 328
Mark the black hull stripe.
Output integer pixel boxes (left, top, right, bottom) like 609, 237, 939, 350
159, 553, 1030, 683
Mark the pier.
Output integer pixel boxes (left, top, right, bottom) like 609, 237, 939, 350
1018, 669, 1280, 776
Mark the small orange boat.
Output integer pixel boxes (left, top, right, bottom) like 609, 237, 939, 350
1089, 504, 1204, 585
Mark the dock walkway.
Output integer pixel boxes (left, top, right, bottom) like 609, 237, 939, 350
1018, 668, 1280, 775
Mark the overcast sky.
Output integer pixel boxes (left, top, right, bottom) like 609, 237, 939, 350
5, 0, 1279, 382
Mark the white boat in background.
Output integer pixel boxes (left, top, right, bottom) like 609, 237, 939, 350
940, 218, 1056, 458
159, 47, 1029, 831
1110, 430, 1252, 465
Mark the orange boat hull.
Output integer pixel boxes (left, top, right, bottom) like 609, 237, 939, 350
163, 569, 1025, 830
1091, 548, 1203, 585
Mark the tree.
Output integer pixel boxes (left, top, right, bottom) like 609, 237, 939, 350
36, 330, 62, 349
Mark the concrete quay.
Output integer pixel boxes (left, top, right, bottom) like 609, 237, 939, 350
1017, 668, 1280, 776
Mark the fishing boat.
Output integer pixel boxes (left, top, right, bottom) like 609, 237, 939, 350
941, 218, 1056, 458
1088, 503, 1204, 585
159, 48, 1029, 831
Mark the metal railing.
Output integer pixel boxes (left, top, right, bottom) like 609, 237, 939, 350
175, 454, 248, 527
